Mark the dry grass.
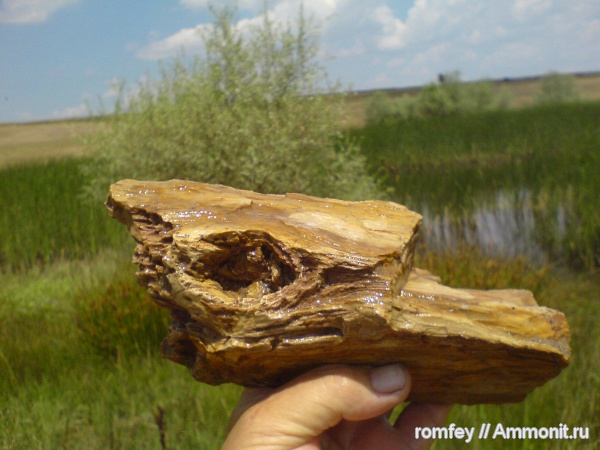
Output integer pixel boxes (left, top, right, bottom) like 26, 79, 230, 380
576, 73, 600, 99
494, 72, 600, 107
0, 120, 100, 168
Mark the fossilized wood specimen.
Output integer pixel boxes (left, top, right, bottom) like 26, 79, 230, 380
106, 179, 570, 404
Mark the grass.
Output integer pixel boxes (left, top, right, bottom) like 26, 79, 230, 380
349, 102, 600, 270
0, 253, 242, 449
0, 351, 240, 449
1, 246, 597, 449
0, 120, 99, 168
353, 103, 599, 193
1, 98, 598, 448
0, 157, 129, 272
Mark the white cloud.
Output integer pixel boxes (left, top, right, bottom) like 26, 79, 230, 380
138, 0, 600, 89
364, 0, 600, 87
513, 0, 552, 21
102, 77, 124, 100
0, 0, 79, 24
137, 25, 207, 60
372, 5, 408, 50
180, 0, 339, 18
139, 0, 343, 61
180, 0, 265, 11
52, 77, 131, 120
336, 40, 365, 58
52, 102, 87, 119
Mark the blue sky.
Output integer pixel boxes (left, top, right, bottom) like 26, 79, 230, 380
1, 0, 599, 123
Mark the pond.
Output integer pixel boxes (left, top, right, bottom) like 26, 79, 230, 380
414, 189, 567, 264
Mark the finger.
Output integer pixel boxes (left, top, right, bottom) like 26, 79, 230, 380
222, 364, 411, 450
394, 403, 453, 450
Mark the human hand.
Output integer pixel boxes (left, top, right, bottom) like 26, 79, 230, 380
222, 364, 452, 450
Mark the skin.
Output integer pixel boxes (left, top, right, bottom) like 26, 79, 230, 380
223, 364, 452, 450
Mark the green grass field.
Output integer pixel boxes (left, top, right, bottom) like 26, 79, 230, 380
1, 99, 598, 448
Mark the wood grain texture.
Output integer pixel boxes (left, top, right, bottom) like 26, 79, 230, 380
107, 179, 570, 404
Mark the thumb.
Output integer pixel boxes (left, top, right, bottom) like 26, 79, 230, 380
223, 364, 411, 450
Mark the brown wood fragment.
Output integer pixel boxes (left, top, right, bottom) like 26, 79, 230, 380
106, 179, 570, 404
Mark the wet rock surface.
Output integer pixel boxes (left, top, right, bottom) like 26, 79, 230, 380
107, 179, 570, 404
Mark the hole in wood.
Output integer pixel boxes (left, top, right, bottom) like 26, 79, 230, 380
199, 232, 298, 298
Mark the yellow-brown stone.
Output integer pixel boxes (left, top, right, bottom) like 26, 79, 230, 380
107, 179, 570, 404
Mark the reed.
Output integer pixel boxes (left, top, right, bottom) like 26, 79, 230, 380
0, 157, 130, 272
349, 102, 600, 270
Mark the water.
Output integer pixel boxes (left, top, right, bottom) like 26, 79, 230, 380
416, 189, 561, 264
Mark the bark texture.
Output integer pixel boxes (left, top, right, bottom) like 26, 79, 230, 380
107, 179, 570, 404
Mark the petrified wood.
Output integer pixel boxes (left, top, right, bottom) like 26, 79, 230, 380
106, 179, 570, 404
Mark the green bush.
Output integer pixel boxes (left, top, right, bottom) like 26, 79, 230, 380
83, 6, 380, 202
535, 72, 581, 105
365, 72, 511, 123
364, 91, 418, 123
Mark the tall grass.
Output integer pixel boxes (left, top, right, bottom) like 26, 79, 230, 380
0, 157, 130, 272
352, 103, 599, 198
349, 102, 600, 269
73, 258, 171, 359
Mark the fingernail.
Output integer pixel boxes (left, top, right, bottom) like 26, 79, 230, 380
370, 364, 407, 394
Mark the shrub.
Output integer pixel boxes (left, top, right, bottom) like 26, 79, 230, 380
83, 6, 381, 202
365, 72, 511, 123
364, 91, 418, 123
535, 72, 581, 105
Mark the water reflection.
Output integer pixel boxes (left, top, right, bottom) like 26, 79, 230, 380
417, 190, 556, 263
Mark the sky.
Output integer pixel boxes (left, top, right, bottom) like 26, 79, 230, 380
1, 0, 599, 123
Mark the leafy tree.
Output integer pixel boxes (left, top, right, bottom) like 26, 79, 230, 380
83, 5, 380, 201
